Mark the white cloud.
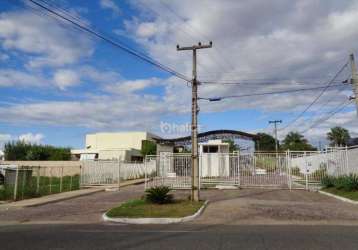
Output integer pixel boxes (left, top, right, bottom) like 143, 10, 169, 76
100, 0, 121, 16
53, 69, 81, 90
0, 69, 46, 87
0, 134, 11, 149
104, 77, 162, 94
18, 133, 44, 144
0, 10, 93, 68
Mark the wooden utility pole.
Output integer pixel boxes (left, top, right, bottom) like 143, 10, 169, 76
177, 41, 212, 201
349, 53, 358, 115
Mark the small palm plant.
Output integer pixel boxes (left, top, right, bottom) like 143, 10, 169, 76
145, 186, 173, 204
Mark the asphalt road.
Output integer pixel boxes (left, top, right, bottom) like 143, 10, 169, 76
1, 223, 358, 250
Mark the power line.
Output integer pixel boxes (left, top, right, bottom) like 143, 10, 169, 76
280, 62, 348, 130
299, 99, 353, 134
26, 0, 191, 82
199, 83, 348, 100
200, 79, 344, 85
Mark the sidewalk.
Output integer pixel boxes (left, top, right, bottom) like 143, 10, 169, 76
0, 179, 145, 209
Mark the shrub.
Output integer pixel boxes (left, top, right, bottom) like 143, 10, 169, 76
291, 167, 301, 176
333, 174, 358, 192
321, 175, 335, 188
145, 186, 173, 204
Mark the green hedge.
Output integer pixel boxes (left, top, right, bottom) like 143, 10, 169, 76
321, 174, 358, 192
4, 141, 71, 161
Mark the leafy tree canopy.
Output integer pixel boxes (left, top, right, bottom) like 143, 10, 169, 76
327, 126, 350, 147
141, 140, 157, 156
255, 133, 277, 151
222, 139, 238, 153
281, 132, 316, 151
4, 141, 71, 161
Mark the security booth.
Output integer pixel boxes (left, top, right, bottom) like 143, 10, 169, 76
199, 140, 230, 177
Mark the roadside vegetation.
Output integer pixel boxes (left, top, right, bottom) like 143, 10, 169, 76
106, 185, 204, 218
4, 141, 71, 161
0, 174, 80, 201
321, 174, 358, 201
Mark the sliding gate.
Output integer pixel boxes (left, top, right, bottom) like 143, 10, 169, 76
145, 153, 290, 189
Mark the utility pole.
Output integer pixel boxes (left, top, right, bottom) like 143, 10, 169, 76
177, 41, 212, 202
349, 53, 358, 115
269, 120, 282, 153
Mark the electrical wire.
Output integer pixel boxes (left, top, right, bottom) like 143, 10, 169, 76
299, 99, 354, 134
198, 83, 348, 100
279, 62, 349, 130
26, 0, 191, 82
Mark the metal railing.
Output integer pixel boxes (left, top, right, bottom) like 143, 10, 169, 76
0, 165, 80, 201
144, 148, 358, 191
80, 160, 156, 187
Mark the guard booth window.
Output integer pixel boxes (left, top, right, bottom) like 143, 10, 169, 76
203, 145, 219, 153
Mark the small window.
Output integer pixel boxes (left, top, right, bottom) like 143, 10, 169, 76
209, 146, 218, 153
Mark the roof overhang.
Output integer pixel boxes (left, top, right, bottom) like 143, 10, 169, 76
154, 129, 257, 146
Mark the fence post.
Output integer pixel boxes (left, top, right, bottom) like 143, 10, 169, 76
144, 156, 147, 190
21, 168, 26, 200
13, 166, 19, 200
287, 150, 292, 190
345, 146, 349, 174
237, 151, 240, 187
118, 159, 121, 190
79, 164, 82, 189
36, 166, 40, 195
49, 167, 52, 194
70, 174, 73, 191
60, 166, 63, 193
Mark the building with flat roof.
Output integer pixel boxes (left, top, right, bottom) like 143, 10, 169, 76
71, 131, 160, 161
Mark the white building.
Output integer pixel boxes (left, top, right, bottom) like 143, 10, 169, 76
71, 132, 160, 161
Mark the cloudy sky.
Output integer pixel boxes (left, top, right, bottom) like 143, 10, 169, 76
0, 0, 358, 149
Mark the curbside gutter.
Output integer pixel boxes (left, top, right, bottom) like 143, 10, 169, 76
319, 190, 358, 205
103, 200, 209, 224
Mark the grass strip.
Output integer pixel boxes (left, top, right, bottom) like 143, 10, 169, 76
106, 199, 205, 218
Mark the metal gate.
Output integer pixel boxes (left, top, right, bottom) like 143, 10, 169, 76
145, 153, 290, 189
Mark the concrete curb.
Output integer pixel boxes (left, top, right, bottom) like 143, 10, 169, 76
103, 200, 209, 224
319, 190, 358, 204
0, 179, 146, 208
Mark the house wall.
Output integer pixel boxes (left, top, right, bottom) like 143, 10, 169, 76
86, 132, 156, 151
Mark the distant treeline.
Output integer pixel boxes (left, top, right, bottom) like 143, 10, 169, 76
4, 141, 71, 161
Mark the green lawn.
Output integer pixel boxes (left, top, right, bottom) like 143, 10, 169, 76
0, 175, 80, 201
106, 199, 205, 218
322, 187, 358, 201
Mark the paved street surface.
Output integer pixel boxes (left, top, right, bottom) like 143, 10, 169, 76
1, 184, 358, 249
2, 223, 358, 250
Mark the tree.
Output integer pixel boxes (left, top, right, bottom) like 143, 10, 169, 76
4, 141, 71, 161
255, 133, 277, 151
327, 126, 350, 147
281, 132, 316, 151
223, 139, 238, 153
141, 140, 157, 157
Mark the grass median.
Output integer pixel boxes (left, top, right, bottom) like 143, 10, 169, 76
322, 187, 358, 201
106, 199, 205, 218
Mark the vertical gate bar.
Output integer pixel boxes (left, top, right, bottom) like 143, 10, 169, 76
36, 166, 40, 195
118, 159, 121, 190
13, 166, 19, 200
60, 167, 63, 193
21, 168, 26, 200
49, 167, 52, 194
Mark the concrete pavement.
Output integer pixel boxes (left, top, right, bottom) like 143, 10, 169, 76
2, 186, 358, 249
0, 178, 145, 209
